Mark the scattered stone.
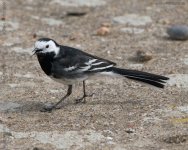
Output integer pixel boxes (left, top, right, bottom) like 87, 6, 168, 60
69, 36, 76, 41
159, 107, 184, 118
0, 124, 10, 133
69, 32, 84, 41
33, 147, 44, 150
106, 136, 113, 140
129, 50, 153, 62
8, 82, 35, 88
1, 16, 5, 21
167, 25, 188, 40
33, 33, 37, 39
101, 22, 111, 27
167, 74, 188, 88
0, 102, 21, 112
125, 128, 135, 134
66, 11, 87, 17
128, 64, 143, 70
157, 18, 170, 25
3, 131, 12, 137
49, 89, 60, 93
177, 106, 188, 113
68, 34, 74, 40
143, 117, 163, 123
121, 27, 144, 34
106, 141, 116, 145
183, 56, 188, 65
164, 135, 187, 144
113, 14, 152, 26
8, 83, 18, 88
135, 50, 153, 62
96, 27, 110, 36
31, 16, 40, 20
14, 73, 35, 78
52, 0, 106, 7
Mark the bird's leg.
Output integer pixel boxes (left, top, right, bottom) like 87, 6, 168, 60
75, 81, 93, 104
41, 85, 72, 112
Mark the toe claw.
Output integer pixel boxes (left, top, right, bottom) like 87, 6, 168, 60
40, 107, 52, 112
75, 93, 94, 104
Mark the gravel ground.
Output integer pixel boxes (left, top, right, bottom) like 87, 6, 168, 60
0, 0, 188, 149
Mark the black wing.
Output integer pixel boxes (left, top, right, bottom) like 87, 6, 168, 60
51, 46, 116, 78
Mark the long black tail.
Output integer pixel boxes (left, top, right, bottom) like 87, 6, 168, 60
110, 67, 169, 88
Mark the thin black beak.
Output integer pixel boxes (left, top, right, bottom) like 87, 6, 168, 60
32, 48, 42, 56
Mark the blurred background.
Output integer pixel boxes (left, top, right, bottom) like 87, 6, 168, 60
0, 0, 188, 149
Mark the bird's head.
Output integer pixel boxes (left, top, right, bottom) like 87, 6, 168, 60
33, 38, 60, 56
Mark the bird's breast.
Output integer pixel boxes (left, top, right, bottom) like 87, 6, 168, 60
37, 55, 52, 76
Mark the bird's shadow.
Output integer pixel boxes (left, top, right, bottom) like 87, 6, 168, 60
5, 98, 142, 113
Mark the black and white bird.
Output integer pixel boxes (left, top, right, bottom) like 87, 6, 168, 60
33, 38, 169, 112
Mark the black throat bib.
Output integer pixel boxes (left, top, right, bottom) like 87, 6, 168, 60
37, 52, 55, 76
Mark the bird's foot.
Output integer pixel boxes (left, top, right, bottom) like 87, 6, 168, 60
75, 93, 94, 104
40, 103, 57, 112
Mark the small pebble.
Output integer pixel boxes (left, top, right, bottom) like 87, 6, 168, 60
69, 32, 84, 41
167, 25, 188, 40
101, 22, 111, 27
1, 17, 5, 21
136, 50, 153, 62
106, 136, 113, 140
66, 11, 87, 17
69, 36, 76, 41
97, 26, 110, 36
157, 18, 170, 25
33, 147, 44, 150
164, 135, 187, 144
3, 132, 12, 137
125, 128, 135, 134
33, 33, 37, 39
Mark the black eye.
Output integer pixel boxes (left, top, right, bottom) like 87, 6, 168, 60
46, 45, 49, 48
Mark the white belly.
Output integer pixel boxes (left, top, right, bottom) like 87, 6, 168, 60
49, 75, 88, 85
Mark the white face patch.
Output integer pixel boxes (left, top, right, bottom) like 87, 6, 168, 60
34, 40, 60, 56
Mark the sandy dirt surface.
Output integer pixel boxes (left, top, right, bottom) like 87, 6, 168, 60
0, 0, 188, 149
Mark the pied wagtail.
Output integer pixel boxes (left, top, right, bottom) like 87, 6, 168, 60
33, 38, 169, 112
